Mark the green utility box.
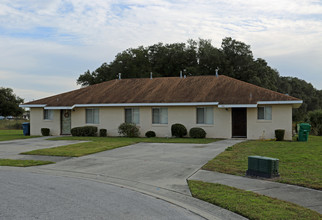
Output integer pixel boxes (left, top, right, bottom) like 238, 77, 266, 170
246, 156, 279, 178
298, 123, 311, 142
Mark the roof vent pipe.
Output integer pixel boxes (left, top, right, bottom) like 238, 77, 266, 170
150, 72, 153, 79
180, 71, 182, 78
118, 73, 121, 80
215, 68, 219, 78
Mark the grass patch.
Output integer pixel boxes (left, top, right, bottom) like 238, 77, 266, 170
202, 136, 322, 190
21, 136, 218, 157
0, 159, 53, 167
0, 130, 39, 141
22, 138, 136, 157
188, 180, 322, 220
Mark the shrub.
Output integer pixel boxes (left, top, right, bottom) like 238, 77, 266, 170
171, 123, 187, 138
307, 110, 322, 136
41, 128, 50, 136
145, 131, 156, 138
71, 127, 80, 136
99, 129, 107, 137
71, 126, 97, 136
275, 129, 285, 141
118, 123, 140, 137
189, 127, 206, 138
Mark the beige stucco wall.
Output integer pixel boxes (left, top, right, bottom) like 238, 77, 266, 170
29, 105, 293, 139
70, 106, 231, 138
30, 108, 61, 136
247, 105, 293, 140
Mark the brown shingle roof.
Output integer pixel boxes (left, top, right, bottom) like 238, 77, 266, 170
24, 75, 300, 106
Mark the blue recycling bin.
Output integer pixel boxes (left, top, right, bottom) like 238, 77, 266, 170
22, 122, 30, 136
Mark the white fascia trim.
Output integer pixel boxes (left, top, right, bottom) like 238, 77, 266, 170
20, 102, 220, 109
257, 100, 303, 105
44, 106, 73, 110
19, 104, 46, 108
73, 102, 219, 108
218, 104, 257, 108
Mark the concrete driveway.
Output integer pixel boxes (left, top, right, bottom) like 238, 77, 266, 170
35, 139, 244, 195
0, 137, 87, 162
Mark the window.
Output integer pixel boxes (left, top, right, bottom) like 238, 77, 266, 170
125, 108, 140, 124
257, 106, 272, 120
43, 109, 53, 120
196, 107, 213, 124
152, 108, 168, 124
86, 108, 99, 124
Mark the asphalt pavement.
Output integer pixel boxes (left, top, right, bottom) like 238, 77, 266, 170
0, 170, 205, 220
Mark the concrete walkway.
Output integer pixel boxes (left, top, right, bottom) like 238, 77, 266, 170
189, 170, 322, 214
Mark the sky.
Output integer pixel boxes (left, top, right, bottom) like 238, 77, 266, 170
0, 0, 321, 102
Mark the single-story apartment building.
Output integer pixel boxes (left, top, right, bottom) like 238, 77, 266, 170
20, 75, 302, 140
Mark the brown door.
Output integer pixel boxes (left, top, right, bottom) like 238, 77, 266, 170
232, 108, 247, 138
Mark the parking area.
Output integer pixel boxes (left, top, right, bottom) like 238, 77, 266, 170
36, 139, 244, 194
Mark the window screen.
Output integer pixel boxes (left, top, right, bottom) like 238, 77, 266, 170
197, 107, 213, 124
152, 108, 168, 124
86, 108, 99, 124
125, 108, 140, 124
257, 106, 272, 120
44, 109, 53, 120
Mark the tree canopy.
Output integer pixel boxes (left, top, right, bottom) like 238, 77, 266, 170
0, 87, 24, 117
77, 37, 322, 121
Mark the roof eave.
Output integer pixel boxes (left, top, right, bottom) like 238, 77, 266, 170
20, 100, 303, 109
257, 100, 303, 108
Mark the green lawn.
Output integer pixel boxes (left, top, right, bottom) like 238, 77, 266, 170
188, 180, 322, 220
21, 136, 218, 157
202, 135, 322, 190
0, 159, 53, 167
0, 130, 39, 141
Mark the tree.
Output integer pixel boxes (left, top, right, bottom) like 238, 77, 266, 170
0, 87, 24, 117
220, 37, 253, 80
307, 110, 322, 136
75, 37, 322, 122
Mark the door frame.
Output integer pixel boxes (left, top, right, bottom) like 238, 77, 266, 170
231, 108, 247, 138
60, 109, 71, 135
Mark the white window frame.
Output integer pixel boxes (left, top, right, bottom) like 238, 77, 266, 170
43, 109, 53, 120
86, 108, 99, 124
124, 108, 140, 124
196, 107, 214, 124
152, 108, 168, 124
257, 106, 272, 120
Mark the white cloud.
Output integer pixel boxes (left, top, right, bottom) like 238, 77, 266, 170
0, 0, 321, 102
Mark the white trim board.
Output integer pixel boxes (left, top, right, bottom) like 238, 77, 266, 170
19, 104, 46, 108
20, 102, 219, 109
218, 104, 257, 108
257, 101, 303, 104
20, 100, 303, 109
